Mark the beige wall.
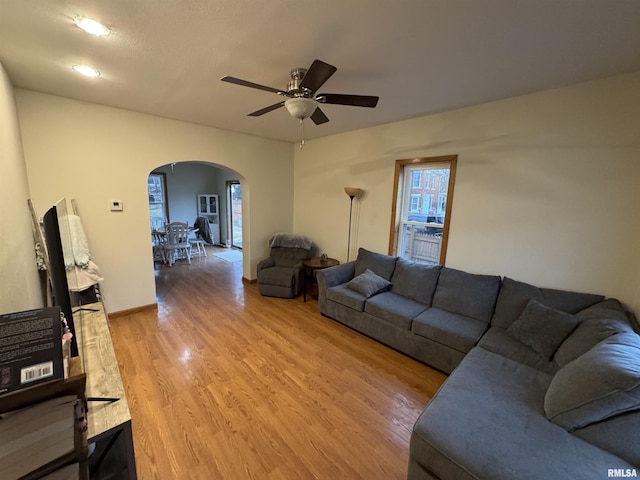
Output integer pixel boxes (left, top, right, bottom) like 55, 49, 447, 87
17, 90, 293, 313
294, 72, 640, 314
0, 64, 42, 314
7, 69, 640, 316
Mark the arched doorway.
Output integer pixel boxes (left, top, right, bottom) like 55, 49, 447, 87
147, 161, 246, 273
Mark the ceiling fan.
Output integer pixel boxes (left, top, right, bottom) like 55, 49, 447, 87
221, 59, 379, 126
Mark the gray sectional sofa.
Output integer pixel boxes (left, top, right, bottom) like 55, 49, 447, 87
318, 248, 502, 374
316, 248, 640, 480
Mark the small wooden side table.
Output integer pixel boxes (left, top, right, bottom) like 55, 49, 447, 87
302, 257, 339, 302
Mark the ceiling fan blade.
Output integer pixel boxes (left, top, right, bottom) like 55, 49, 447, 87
310, 107, 330, 125
318, 93, 379, 108
221, 76, 288, 95
299, 60, 337, 93
248, 101, 285, 116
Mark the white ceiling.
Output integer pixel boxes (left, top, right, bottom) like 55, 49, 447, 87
1, 0, 640, 143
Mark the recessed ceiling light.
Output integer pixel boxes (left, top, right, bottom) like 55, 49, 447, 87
75, 17, 110, 36
72, 65, 100, 77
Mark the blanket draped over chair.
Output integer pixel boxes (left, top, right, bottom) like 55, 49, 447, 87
268, 233, 313, 250
194, 216, 213, 244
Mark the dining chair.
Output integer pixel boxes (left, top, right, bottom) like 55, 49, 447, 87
152, 231, 166, 263
164, 222, 192, 266
189, 235, 208, 257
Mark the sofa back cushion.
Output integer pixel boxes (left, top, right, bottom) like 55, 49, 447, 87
544, 332, 640, 432
491, 277, 604, 329
555, 299, 634, 367
431, 267, 501, 323
270, 246, 312, 268
390, 258, 441, 305
506, 299, 581, 361
354, 248, 397, 281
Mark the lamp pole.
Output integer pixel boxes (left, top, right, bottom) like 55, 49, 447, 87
347, 195, 355, 262
344, 188, 363, 262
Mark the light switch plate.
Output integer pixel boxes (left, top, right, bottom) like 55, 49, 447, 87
110, 200, 123, 211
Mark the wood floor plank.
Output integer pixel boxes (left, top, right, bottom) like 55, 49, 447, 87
108, 247, 447, 479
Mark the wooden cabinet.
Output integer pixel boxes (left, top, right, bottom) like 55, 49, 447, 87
198, 194, 218, 216
197, 194, 220, 245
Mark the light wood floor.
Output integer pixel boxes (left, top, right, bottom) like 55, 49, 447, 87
108, 247, 447, 479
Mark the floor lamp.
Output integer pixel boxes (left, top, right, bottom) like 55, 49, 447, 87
344, 187, 363, 262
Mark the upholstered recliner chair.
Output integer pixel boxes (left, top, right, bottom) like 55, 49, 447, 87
257, 233, 316, 298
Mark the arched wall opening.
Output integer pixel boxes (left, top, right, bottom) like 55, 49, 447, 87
146, 160, 248, 281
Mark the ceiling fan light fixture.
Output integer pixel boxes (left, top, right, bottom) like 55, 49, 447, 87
284, 97, 317, 120
74, 17, 111, 36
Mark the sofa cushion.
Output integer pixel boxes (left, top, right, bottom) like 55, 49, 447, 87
346, 268, 391, 298
270, 246, 310, 268
256, 266, 295, 287
412, 307, 488, 354
506, 299, 581, 361
491, 277, 604, 329
326, 284, 366, 311
478, 327, 559, 374
544, 332, 640, 431
410, 348, 634, 480
354, 248, 397, 281
389, 258, 441, 305
364, 292, 427, 330
431, 267, 501, 323
554, 299, 634, 367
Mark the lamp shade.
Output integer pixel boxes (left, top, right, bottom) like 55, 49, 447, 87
284, 97, 318, 120
344, 187, 363, 198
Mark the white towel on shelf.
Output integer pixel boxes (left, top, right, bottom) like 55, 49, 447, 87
66, 260, 104, 292
65, 214, 91, 268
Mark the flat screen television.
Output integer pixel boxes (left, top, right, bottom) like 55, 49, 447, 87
42, 202, 78, 357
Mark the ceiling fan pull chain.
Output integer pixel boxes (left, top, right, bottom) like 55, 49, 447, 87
300, 119, 305, 149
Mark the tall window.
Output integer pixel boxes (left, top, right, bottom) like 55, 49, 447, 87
410, 194, 421, 212
437, 193, 447, 217
389, 155, 457, 265
411, 171, 421, 188
425, 171, 435, 190
227, 181, 242, 249
148, 173, 168, 229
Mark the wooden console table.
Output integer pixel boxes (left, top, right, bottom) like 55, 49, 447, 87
75, 302, 137, 479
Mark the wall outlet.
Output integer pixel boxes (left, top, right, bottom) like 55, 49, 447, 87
110, 200, 123, 212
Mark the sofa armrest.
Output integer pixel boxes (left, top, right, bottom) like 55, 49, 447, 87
319, 262, 355, 288
317, 262, 355, 313
257, 256, 275, 273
